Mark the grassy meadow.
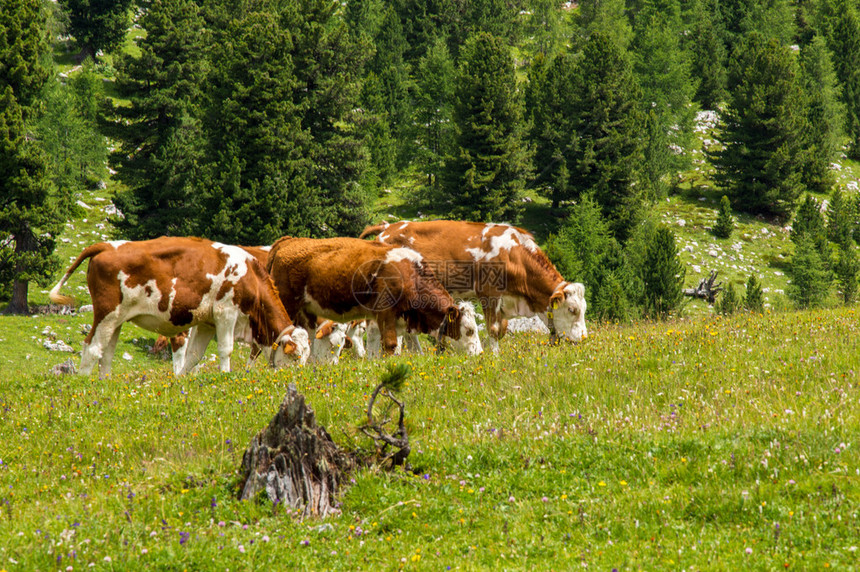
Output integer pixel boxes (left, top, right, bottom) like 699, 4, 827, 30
0, 306, 858, 571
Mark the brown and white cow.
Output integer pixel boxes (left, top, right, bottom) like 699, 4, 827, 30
360, 220, 587, 352
49, 237, 309, 376
265, 237, 479, 355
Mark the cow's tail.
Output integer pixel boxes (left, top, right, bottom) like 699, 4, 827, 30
358, 223, 388, 240
49, 243, 114, 306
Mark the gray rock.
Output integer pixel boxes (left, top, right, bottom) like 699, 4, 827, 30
51, 359, 77, 376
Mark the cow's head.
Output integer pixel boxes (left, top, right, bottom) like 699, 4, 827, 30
313, 321, 348, 362
548, 282, 587, 343
270, 326, 310, 367
445, 301, 483, 355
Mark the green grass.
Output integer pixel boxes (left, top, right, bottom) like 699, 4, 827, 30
1, 309, 858, 570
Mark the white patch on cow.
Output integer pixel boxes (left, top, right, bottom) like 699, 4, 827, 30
211, 243, 252, 284
107, 240, 128, 248
259, 245, 272, 252
384, 247, 424, 266
466, 226, 538, 261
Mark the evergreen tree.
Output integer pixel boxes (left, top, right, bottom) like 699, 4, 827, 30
787, 234, 832, 308
825, 0, 860, 158
827, 187, 855, 247
567, 32, 645, 241
356, 73, 397, 188
713, 194, 735, 238
716, 282, 741, 315
199, 7, 315, 245
791, 194, 829, 258
686, 0, 728, 109
744, 273, 765, 312
0, 0, 52, 112
442, 32, 531, 222
525, 0, 566, 57
367, 5, 412, 159
59, 0, 135, 59
710, 34, 809, 219
835, 240, 858, 304
0, 88, 62, 314
527, 49, 576, 209
107, 0, 209, 240
0, 0, 64, 314
577, 0, 633, 51
641, 225, 686, 319
284, 0, 372, 237
717, 0, 796, 53
799, 35, 844, 193
413, 36, 455, 192
632, 1, 698, 198
37, 60, 107, 196
545, 194, 633, 321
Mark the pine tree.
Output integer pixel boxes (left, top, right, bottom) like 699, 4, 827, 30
641, 226, 686, 319
527, 49, 576, 209
827, 187, 855, 247
826, 0, 860, 158
717, 282, 741, 315
686, 0, 728, 109
284, 0, 372, 237
791, 194, 829, 258
632, 1, 698, 199
744, 273, 765, 312
107, 0, 209, 240
413, 36, 455, 192
525, 0, 566, 57
577, 0, 633, 51
799, 35, 844, 193
787, 234, 832, 308
545, 194, 633, 321
567, 32, 645, 241
442, 32, 531, 222
835, 240, 859, 304
710, 34, 808, 219
713, 194, 735, 238
59, 0, 135, 60
0, 0, 64, 314
199, 6, 316, 245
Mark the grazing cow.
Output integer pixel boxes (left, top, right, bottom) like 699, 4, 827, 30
313, 319, 369, 363
365, 300, 482, 357
360, 220, 587, 352
49, 237, 309, 376
266, 237, 481, 355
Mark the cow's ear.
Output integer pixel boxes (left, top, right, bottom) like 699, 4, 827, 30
447, 306, 461, 323
282, 340, 298, 354
550, 290, 565, 310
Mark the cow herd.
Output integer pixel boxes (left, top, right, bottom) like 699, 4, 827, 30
49, 220, 588, 377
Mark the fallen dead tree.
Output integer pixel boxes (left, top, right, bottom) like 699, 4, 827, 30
683, 270, 723, 304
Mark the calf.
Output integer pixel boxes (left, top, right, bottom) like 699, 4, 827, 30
49, 237, 309, 376
361, 220, 587, 352
266, 237, 478, 355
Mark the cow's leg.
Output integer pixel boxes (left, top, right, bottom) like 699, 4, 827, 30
365, 321, 382, 358
482, 297, 503, 354
404, 333, 423, 353
180, 324, 215, 375
171, 335, 189, 376
376, 312, 399, 355
98, 325, 123, 377
214, 320, 237, 373
348, 321, 367, 358
80, 312, 117, 376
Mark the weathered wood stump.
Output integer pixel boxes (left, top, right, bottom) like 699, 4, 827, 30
238, 383, 355, 517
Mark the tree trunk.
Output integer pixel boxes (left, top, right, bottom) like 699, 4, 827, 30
3, 231, 35, 315
238, 384, 355, 518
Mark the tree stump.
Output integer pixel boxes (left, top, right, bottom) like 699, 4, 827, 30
238, 384, 355, 517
